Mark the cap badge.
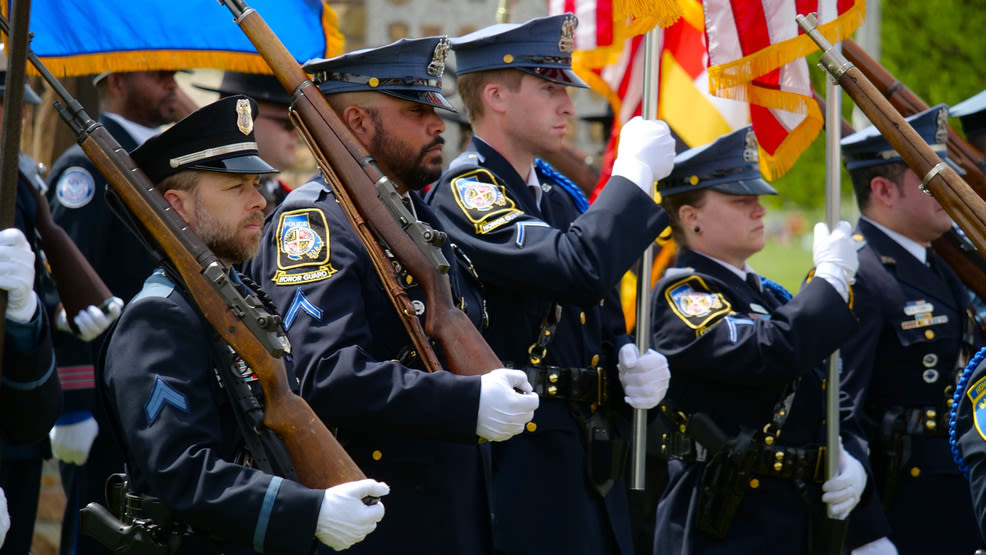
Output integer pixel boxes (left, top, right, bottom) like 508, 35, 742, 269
936, 107, 949, 146
559, 15, 576, 54
743, 128, 758, 163
428, 37, 450, 78
236, 99, 253, 136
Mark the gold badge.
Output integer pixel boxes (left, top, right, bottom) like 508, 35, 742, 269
428, 36, 450, 78
559, 14, 576, 53
236, 99, 253, 136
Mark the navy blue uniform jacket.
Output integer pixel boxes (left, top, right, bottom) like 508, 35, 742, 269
245, 177, 492, 555
425, 137, 667, 555
100, 270, 323, 554
841, 219, 982, 553
649, 249, 863, 555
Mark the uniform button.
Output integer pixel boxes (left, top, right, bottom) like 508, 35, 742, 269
547, 385, 558, 396
910, 466, 921, 477
526, 422, 537, 432
548, 372, 559, 383
372, 450, 383, 461
924, 330, 935, 340
579, 312, 586, 324
591, 354, 600, 367
764, 436, 775, 446
773, 461, 783, 472
749, 478, 760, 489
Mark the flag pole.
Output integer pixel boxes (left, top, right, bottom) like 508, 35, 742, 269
630, 27, 661, 492
823, 47, 843, 515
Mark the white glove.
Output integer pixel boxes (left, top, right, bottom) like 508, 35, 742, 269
49, 413, 99, 465
617, 343, 670, 409
0, 228, 38, 323
0, 487, 9, 549
821, 440, 867, 520
851, 537, 898, 555
476, 368, 540, 442
316, 479, 389, 551
611, 116, 676, 196
68, 297, 124, 341
812, 221, 858, 302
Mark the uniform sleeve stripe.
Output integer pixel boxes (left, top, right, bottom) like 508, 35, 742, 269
254, 476, 283, 552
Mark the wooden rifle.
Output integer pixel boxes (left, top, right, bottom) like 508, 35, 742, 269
840, 39, 986, 305
5, 16, 366, 490
798, 15, 986, 287
220, 0, 503, 375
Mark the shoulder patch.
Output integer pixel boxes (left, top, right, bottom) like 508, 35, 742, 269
967, 374, 986, 442
272, 208, 337, 286
55, 166, 96, 209
449, 169, 523, 234
665, 275, 732, 330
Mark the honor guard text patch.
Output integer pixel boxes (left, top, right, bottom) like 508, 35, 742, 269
273, 208, 337, 286
450, 169, 523, 234
55, 166, 96, 208
967, 374, 986, 441
665, 275, 732, 330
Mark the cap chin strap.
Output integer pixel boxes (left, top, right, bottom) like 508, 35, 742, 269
169, 142, 258, 168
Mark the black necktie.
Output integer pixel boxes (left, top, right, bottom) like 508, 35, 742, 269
746, 272, 762, 293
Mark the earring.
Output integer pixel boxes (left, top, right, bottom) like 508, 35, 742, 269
693, 226, 701, 233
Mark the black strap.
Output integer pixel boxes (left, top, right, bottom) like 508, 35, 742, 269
527, 301, 563, 367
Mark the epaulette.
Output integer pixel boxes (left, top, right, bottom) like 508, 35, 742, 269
18, 153, 47, 194
131, 269, 176, 303
852, 232, 867, 252
448, 150, 484, 173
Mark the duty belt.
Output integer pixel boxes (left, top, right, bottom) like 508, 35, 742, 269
900, 406, 948, 437
662, 429, 826, 483
524, 365, 607, 406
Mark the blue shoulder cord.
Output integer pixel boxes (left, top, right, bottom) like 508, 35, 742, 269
761, 276, 793, 303
949, 346, 986, 479
534, 158, 589, 213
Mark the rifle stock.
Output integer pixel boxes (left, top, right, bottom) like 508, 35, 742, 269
8, 18, 365, 490
798, 15, 986, 275
223, 0, 503, 375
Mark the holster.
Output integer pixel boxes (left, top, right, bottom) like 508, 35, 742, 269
694, 428, 755, 539
871, 408, 909, 510
583, 410, 629, 498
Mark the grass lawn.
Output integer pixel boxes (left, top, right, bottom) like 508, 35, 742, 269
748, 237, 815, 293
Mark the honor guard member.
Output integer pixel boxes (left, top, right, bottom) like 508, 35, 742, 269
839, 105, 984, 555
99, 96, 388, 554
46, 69, 183, 555
951, 89, 986, 157
0, 73, 63, 554
426, 14, 674, 554
245, 37, 539, 554
193, 71, 301, 210
649, 127, 869, 555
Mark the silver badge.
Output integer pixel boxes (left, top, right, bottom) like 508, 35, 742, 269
922, 368, 939, 383
236, 99, 253, 136
936, 107, 949, 147
559, 15, 577, 53
922, 353, 938, 368
743, 128, 759, 163
428, 37, 450, 78
412, 299, 426, 315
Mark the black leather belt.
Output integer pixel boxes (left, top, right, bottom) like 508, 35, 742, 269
662, 430, 826, 483
523, 365, 607, 405
901, 406, 948, 437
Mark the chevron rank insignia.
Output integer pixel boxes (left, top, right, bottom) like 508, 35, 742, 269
450, 169, 522, 234
144, 376, 189, 426
666, 275, 731, 330
273, 208, 337, 286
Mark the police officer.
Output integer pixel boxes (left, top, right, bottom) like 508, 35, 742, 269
193, 71, 301, 210
0, 73, 63, 554
951, 89, 986, 157
649, 126, 868, 554
839, 105, 983, 555
46, 69, 185, 555
245, 37, 539, 554
100, 95, 388, 554
426, 14, 673, 554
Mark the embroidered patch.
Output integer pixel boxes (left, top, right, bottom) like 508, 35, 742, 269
665, 275, 732, 330
450, 169, 522, 234
55, 166, 96, 209
144, 376, 189, 426
273, 208, 337, 286
967, 375, 986, 441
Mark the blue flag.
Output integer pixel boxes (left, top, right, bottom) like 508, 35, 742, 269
4, 0, 344, 77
